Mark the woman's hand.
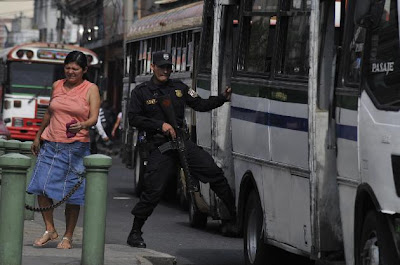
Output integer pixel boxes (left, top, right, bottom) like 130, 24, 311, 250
68, 122, 86, 133
31, 138, 41, 156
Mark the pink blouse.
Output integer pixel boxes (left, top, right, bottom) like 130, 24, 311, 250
41, 79, 93, 143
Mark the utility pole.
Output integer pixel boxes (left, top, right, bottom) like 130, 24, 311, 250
124, 0, 133, 38
138, 0, 142, 19
57, 0, 65, 43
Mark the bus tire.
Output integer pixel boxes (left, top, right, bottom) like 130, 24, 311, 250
133, 149, 145, 197
244, 190, 268, 265
189, 195, 207, 228
358, 210, 399, 265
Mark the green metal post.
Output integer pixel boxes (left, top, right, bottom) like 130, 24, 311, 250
0, 139, 6, 156
20, 141, 36, 220
81, 154, 112, 265
4, 140, 21, 154
0, 153, 31, 265
2, 140, 21, 196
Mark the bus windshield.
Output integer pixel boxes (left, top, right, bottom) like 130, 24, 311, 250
366, 0, 400, 108
9, 62, 65, 96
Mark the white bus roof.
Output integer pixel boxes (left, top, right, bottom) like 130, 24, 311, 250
126, 1, 203, 42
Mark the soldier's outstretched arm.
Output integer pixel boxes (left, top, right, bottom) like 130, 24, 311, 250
184, 84, 231, 112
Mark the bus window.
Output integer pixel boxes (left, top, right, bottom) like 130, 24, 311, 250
251, 0, 278, 11
200, 1, 214, 72
237, 0, 278, 74
343, 0, 367, 86
276, 1, 310, 77
365, 0, 400, 108
346, 25, 366, 84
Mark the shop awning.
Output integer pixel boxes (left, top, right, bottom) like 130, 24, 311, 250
127, 1, 203, 42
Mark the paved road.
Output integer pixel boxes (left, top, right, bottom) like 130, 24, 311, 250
50, 151, 315, 265
107, 156, 245, 265
52, 154, 243, 265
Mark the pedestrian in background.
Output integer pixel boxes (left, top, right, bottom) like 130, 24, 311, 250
99, 101, 116, 137
89, 113, 111, 154
126, 51, 236, 248
27, 51, 100, 249
111, 111, 122, 138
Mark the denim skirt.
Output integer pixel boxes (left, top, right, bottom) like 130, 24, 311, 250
27, 141, 90, 205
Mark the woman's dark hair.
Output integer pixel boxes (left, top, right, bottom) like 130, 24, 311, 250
64, 50, 89, 79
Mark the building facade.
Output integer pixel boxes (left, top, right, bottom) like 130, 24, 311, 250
6, 16, 39, 47
34, 0, 79, 44
0, 19, 12, 49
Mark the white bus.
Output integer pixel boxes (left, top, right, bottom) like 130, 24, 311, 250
192, 0, 400, 264
0, 42, 100, 140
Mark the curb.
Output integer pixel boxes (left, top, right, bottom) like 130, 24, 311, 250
23, 213, 176, 265
138, 248, 177, 265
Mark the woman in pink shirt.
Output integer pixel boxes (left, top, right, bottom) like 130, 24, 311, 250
27, 51, 100, 249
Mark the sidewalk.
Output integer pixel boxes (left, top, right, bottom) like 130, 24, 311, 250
22, 213, 176, 265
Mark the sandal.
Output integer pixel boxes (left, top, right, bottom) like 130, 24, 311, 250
57, 237, 73, 249
33, 230, 59, 247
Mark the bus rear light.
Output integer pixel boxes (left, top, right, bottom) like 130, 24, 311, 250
13, 118, 23, 127
39, 99, 50, 105
16, 50, 24, 58
391, 155, 400, 197
26, 50, 34, 59
13, 100, 21, 108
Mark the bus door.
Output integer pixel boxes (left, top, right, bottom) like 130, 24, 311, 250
334, 0, 367, 261
336, 0, 400, 263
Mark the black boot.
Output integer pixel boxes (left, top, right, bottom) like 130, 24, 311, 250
127, 229, 146, 248
221, 205, 238, 237
127, 218, 146, 248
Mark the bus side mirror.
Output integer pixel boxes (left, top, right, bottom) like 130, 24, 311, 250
3, 118, 10, 124
354, 0, 385, 29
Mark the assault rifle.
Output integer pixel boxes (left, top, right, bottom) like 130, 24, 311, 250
157, 94, 200, 193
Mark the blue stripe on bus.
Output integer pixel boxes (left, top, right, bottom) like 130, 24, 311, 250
231, 106, 308, 132
336, 124, 357, 141
231, 106, 358, 141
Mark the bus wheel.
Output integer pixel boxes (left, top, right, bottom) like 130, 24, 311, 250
358, 210, 398, 265
189, 195, 207, 228
133, 150, 145, 197
244, 191, 268, 265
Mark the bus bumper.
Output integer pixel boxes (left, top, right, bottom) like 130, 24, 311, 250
8, 127, 38, 141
